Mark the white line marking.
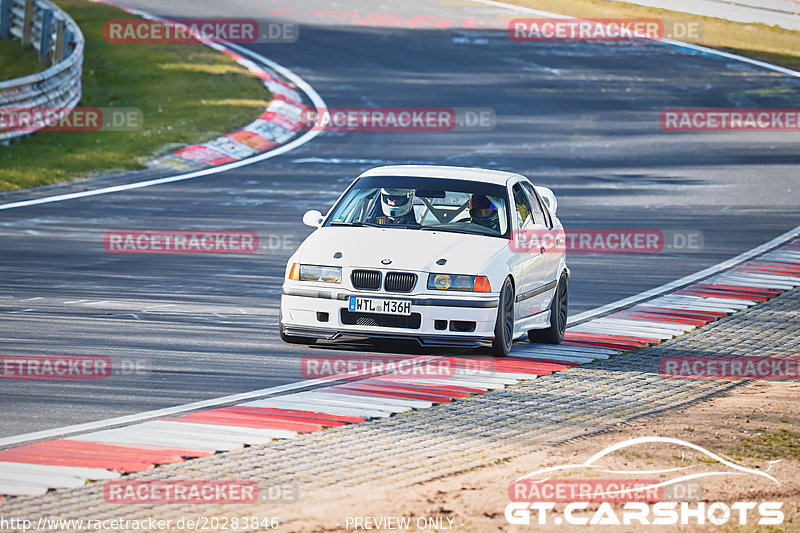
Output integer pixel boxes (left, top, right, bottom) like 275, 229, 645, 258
0, 48, 327, 212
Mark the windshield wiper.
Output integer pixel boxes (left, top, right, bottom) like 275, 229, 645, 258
420, 226, 489, 236
329, 221, 386, 228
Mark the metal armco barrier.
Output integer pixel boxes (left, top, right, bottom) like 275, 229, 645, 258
0, 0, 84, 141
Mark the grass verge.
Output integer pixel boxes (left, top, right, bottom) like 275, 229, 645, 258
0, 0, 270, 192
503, 0, 800, 71
0, 40, 44, 79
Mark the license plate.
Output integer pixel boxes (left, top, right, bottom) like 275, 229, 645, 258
349, 296, 411, 316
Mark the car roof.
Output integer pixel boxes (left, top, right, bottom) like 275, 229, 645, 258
357, 165, 522, 185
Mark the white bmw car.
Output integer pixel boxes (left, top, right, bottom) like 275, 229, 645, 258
279, 165, 568, 356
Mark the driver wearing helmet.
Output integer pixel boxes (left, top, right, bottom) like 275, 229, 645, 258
468, 194, 500, 232
371, 188, 419, 225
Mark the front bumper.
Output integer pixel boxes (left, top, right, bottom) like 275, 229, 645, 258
280, 286, 499, 347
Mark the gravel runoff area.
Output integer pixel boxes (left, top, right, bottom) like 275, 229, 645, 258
0, 286, 797, 531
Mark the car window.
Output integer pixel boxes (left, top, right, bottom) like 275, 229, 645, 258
325, 176, 511, 238
521, 182, 548, 227
512, 184, 534, 230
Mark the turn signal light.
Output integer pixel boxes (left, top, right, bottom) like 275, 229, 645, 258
289, 263, 300, 280
474, 276, 492, 293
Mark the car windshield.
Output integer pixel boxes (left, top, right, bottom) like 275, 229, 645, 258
324, 176, 510, 238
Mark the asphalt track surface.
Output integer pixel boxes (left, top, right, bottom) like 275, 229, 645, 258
0, 0, 798, 438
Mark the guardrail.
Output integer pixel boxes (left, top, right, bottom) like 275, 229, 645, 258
0, 0, 84, 142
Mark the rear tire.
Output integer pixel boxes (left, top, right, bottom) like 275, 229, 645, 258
491, 278, 515, 356
528, 272, 568, 344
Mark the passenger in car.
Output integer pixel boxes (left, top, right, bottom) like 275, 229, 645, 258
468, 194, 500, 232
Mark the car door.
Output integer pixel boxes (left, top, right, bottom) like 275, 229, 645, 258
522, 181, 561, 308
509, 181, 549, 319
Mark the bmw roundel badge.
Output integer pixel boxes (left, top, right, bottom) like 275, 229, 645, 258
381, 258, 392, 265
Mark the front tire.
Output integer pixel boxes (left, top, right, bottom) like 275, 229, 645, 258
528, 272, 568, 344
491, 277, 515, 356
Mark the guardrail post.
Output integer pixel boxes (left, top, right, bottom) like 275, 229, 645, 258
21, 0, 34, 45
39, 7, 52, 62
64, 26, 72, 58
1, 0, 11, 39
53, 15, 64, 64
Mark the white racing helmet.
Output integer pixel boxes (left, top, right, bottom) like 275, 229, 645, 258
380, 188, 415, 217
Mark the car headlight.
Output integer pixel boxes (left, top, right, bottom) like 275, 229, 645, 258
289, 264, 342, 283
427, 274, 492, 293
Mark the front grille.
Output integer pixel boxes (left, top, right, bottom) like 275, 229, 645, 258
351, 269, 381, 290
385, 272, 417, 293
340, 309, 422, 329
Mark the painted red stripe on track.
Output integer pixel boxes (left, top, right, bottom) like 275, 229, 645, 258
170, 414, 323, 433
676, 289, 767, 301
178, 409, 346, 427
634, 306, 728, 318
448, 360, 552, 375
459, 358, 567, 371
221, 406, 365, 424
0, 452, 153, 472
372, 378, 486, 394
565, 332, 659, 344
328, 384, 453, 403
611, 311, 707, 326
738, 266, 800, 276
684, 285, 773, 297
22, 440, 187, 464
749, 263, 800, 273
562, 339, 646, 350
760, 260, 800, 268
81, 441, 214, 457
507, 356, 581, 366
336, 382, 459, 401
358, 380, 472, 398
692, 283, 781, 295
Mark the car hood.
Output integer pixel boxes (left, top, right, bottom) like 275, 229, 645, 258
297, 226, 507, 273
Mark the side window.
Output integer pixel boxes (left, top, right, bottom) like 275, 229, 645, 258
521, 182, 548, 226
512, 184, 534, 230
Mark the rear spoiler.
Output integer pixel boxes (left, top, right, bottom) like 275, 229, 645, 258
535, 186, 557, 216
